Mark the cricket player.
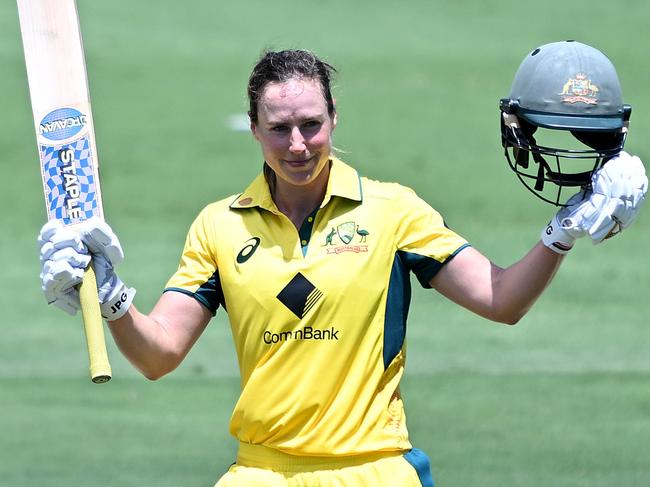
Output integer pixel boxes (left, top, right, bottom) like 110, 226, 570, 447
38, 44, 646, 486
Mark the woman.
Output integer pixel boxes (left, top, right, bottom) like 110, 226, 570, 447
38, 48, 646, 486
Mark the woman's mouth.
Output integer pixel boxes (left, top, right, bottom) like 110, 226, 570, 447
283, 156, 314, 167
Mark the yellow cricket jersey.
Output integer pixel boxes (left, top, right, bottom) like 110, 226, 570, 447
165, 157, 469, 457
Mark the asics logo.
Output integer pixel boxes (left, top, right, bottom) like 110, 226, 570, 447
236, 237, 261, 264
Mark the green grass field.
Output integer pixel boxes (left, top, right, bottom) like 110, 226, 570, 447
1, 0, 649, 485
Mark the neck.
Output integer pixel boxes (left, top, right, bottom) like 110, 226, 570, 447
271, 162, 330, 229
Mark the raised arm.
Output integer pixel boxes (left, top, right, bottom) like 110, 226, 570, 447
108, 291, 212, 380
431, 243, 562, 325
431, 151, 646, 325
39, 218, 213, 381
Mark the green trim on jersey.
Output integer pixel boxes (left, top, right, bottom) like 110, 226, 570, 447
298, 207, 319, 257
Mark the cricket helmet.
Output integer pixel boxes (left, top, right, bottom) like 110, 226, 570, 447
500, 40, 631, 205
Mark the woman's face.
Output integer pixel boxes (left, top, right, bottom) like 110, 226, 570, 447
251, 77, 337, 190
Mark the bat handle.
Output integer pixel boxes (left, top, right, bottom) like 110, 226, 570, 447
79, 264, 112, 383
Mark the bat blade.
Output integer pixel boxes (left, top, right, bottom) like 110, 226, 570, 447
17, 0, 111, 383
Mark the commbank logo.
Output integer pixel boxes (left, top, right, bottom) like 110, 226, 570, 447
263, 326, 340, 344
276, 272, 323, 318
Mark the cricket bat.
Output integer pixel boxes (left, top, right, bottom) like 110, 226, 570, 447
17, 0, 111, 383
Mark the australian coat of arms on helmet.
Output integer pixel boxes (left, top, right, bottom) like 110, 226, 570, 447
560, 73, 599, 105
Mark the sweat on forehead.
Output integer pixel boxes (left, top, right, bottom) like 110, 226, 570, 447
262, 78, 323, 100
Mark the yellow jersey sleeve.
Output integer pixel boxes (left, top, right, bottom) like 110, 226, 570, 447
391, 184, 469, 287
165, 204, 224, 314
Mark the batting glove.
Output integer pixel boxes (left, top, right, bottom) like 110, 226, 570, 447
542, 151, 648, 254
588, 151, 647, 242
542, 190, 600, 254
39, 222, 91, 315
38, 219, 136, 320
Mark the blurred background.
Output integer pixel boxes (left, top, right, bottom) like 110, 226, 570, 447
1, 1, 649, 485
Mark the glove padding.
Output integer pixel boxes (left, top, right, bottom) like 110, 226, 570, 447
38, 218, 135, 320
542, 151, 648, 253
39, 223, 91, 314
587, 151, 647, 242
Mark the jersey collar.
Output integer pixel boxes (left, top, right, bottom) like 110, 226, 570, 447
230, 157, 363, 211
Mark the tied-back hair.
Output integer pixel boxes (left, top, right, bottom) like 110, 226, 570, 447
247, 49, 338, 192
247, 49, 337, 124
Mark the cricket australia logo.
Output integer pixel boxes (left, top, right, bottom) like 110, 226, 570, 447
323, 221, 370, 254
560, 73, 599, 105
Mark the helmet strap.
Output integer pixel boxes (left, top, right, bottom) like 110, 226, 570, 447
528, 132, 549, 191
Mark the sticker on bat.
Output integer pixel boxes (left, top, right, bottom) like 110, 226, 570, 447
40, 135, 100, 224
39, 107, 88, 141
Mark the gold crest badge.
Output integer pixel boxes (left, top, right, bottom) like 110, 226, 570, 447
323, 221, 370, 254
559, 73, 599, 105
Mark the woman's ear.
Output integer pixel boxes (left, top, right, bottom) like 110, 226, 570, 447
249, 113, 260, 140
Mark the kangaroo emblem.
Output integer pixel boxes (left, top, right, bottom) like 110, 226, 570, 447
324, 227, 336, 246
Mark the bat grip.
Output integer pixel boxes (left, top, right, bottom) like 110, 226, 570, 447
79, 264, 112, 383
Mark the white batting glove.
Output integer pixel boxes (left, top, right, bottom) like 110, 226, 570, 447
588, 151, 647, 242
541, 190, 602, 254
38, 218, 135, 320
542, 151, 648, 253
39, 222, 91, 315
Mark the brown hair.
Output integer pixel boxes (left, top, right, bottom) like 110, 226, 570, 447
247, 49, 337, 124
